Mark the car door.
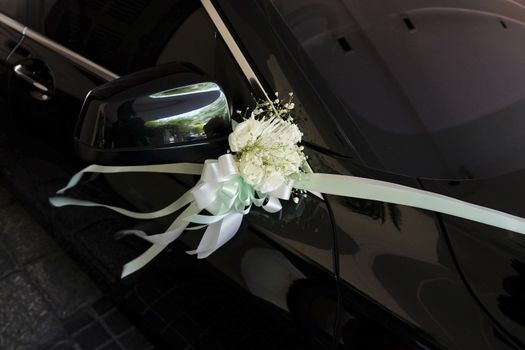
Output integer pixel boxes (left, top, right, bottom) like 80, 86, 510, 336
420, 173, 525, 348
3, 6, 114, 152
329, 159, 522, 350
83, 4, 342, 348
0, 1, 342, 349
217, 0, 525, 349
0, 12, 23, 129
0, 3, 113, 227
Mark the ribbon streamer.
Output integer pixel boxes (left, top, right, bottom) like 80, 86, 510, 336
50, 154, 525, 278
50, 154, 291, 277
294, 174, 525, 235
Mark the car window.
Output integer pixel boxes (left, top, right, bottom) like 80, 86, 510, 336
0, 0, 18, 19
2, 0, 206, 76
1, 0, 254, 112
268, 0, 525, 180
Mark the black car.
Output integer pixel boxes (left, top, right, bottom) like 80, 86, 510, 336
0, 0, 524, 349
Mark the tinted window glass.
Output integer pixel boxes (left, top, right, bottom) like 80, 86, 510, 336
44, 0, 202, 75
2, 0, 204, 76
269, 0, 525, 180
0, 0, 19, 19
1, 0, 253, 113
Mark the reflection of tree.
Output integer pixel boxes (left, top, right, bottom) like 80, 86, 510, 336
144, 92, 229, 140
148, 118, 205, 140
344, 199, 402, 231
498, 260, 525, 325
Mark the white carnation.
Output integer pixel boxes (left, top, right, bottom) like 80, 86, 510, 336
238, 151, 265, 188
228, 117, 262, 152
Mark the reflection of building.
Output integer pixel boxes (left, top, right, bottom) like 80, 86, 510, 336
274, 0, 525, 179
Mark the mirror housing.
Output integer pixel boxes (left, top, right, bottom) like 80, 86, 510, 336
75, 62, 231, 165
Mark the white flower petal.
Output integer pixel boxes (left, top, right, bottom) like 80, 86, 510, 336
229, 118, 262, 152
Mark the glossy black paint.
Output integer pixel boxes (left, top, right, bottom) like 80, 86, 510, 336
100, 147, 339, 347
76, 62, 231, 165
0, 3, 342, 349
0, 1, 523, 350
217, 0, 525, 348
421, 171, 525, 347
5, 25, 105, 157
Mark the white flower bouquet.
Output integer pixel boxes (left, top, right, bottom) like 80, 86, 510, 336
229, 92, 306, 194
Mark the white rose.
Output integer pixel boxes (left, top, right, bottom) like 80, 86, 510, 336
238, 152, 265, 188
228, 118, 262, 152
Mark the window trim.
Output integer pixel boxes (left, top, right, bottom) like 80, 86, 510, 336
0, 1, 267, 90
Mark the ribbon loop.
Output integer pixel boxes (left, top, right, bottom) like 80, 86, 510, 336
201, 160, 222, 183
218, 154, 238, 177
268, 181, 293, 200
263, 197, 282, 213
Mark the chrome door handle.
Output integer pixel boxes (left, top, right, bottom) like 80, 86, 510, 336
13, 63, 51, 93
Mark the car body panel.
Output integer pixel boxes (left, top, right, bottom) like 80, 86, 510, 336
0, 3, 341, 348
5, 27, 106, 158
216, 1, 525, 347
101, 164, 339, 347
303, 150, 518, 349
0, 1, 523, 349
421, 171, 525, 347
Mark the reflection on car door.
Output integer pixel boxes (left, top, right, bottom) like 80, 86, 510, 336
0, 2, 342, 349
91, 4, 341, 348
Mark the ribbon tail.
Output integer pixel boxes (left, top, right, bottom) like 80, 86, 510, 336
57, 163, 204, 194
186, 222, 221, 257
263, 197, 282, 213
296, 173, 525, 235
118, 203, 201, 244
118, 203, 203, 277
118, 225, 188, 246
121, 243, 166, 278
187, 212, 244, 258
50, 191, 194, 220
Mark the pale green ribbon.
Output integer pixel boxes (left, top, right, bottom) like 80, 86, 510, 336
50, 154, 287, 277
50, 154, 525, 278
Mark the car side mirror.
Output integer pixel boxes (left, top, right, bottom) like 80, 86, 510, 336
75, 62, 231, 165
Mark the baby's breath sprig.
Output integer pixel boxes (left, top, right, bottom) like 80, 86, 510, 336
236, 92, 295, 122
